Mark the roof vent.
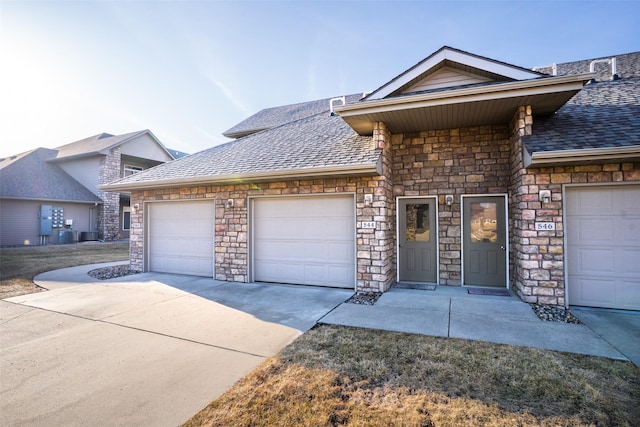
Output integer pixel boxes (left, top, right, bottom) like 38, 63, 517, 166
329, 96, 346, 116
589, 57, 618, 82
532, 63, 557, 76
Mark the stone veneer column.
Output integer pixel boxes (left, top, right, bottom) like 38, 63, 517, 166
97, 146, 122, 241
509, 106, 565, 306
215, 185, 249, 282
129, 192, 144, 272
355, 122, 396, 293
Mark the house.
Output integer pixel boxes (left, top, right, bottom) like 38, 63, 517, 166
101, 47, 640, 311
0, 130, 180, 246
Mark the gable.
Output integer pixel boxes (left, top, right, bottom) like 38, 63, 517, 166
401, 65, 494, 94
53, 130, 175, 162
120, 133, 174, 162
366, 46, 543, 101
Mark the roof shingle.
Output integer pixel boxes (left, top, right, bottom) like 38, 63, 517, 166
222, 94, 363, 138
0, 148, 103, 203
524, 52, 640, 154
108, 111, 378, 187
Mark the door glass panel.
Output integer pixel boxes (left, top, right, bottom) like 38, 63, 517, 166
405, 204, 430, 242
469, 202, 497, 243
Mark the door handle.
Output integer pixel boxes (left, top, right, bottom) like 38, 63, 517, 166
500, 245, 506, 250
399, 244, 403, 248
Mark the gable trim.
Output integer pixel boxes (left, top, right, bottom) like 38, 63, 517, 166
365, 46, 544, 101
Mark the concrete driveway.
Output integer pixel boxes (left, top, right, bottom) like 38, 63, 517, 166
572, 307, 640, 366
0, 263, 352, 427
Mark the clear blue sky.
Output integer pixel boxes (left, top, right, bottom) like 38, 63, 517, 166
1, 0, 638, 158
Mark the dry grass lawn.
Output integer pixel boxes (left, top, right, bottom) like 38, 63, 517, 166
2, 243, 638, 426
185, 325, 640, 427
0, 242, 129, 298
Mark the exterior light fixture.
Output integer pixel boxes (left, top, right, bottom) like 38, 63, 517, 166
445, 195, 454, 206
364, 194, 373, 206
225, 199, 234, 209
539, 190, 551, 204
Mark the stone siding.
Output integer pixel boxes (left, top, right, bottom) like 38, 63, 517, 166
509, 106, 640, 305
97, 147, 122, 241
390, 125, 511, 285
129, 167, 397, 292
127, 113, 639, 307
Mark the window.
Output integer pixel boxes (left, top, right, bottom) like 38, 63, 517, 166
405, 203, 430, 242
469, 202, 497, 243
122, 208, 131, 231
123, 164, 143, 177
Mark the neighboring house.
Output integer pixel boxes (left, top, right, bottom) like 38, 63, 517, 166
102, 47, 640, 311
0, 130, 178, 246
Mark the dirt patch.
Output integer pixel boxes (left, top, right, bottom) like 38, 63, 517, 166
0, 278, 47, 299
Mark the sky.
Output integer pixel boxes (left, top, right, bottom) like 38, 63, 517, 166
1, 0, 638, 159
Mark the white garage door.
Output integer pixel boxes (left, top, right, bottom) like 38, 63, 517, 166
253, 196, 355, 288
567, 185, 640, 310
147, 201, 214, 277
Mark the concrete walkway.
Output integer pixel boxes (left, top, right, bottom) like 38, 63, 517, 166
0, 263, 352, 427
2, 264, 638, 426
320, 286, 639, 365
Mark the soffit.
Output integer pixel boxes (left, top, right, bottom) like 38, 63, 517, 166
336, 74, 593, 135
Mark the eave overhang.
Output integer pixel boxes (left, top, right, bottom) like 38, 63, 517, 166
525, 145, 640, 168
335, 74, 594, 135
99, 161, 382, 192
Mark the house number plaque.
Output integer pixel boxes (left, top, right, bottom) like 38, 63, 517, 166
362, 222, 376, 229
535, 222, 556, 231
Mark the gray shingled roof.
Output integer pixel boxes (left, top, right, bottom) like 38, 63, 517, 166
539, 51, 640, 80
524, 52, 640, 154
52, 130, 147, 160
106, 111, 378, 188
0, 148, 103, 203
167, 148, 189, 159
223, 94, 363, 138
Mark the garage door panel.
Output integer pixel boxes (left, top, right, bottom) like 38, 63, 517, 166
620, 218, 640, 241
621, 249, 640, 274
253, 196, 354, 288
573, 218, 613, 244
148, 201, 214, 277
567, 185, 640, 310
326, 241, 353, 262
575, 277, 616, 305
327, 265, 354, 285
257, 240, 304, 260
576, 248, 614, 273
621, 281, 640, 308
303, 242, 328, 261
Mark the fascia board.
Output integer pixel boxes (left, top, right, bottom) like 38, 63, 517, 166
337, 74, 593, 117
98, 163, 381, 192
528, 145, 640, 166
